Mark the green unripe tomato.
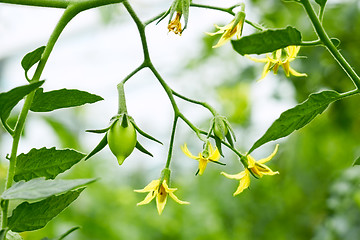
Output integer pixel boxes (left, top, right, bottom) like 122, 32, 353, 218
213, 119, 228, 140
107, 118, 137, 165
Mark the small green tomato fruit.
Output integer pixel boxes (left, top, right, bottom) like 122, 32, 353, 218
107, 118, 137, 165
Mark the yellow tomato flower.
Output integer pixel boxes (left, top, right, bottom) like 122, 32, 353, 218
181, 142, 222, 175
134, 179, 189, 215
248, 46, 307, 80
168, 11, 182, 35
207, 11, 246, 48
221, 144, 279, 196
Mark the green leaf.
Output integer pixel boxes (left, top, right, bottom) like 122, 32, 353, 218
5, 231, 23, 240
21, 46, 45, 80
231, 26, 302, 55
14, 147, 85, 181
30, 88, 103, 112
1, 178, 95, 200
84, 134, 108, 161
0, 81, 44, 123
353, 156, 360, 166
249, 91, 341, 153
8, 189, 84, 232
315, 0, 327, 7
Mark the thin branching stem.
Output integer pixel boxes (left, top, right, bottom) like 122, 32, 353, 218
300, 0, 360, 89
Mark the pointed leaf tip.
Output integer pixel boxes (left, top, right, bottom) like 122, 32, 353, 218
30, 88, 103, 112
249, 90, 341, 153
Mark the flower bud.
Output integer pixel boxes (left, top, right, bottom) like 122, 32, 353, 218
213, 116, 228, 141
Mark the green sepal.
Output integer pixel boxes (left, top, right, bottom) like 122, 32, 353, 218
208, 159, 226, 166
120, 114, 129, 128
225, 131, 234, 148
353, 156, 360, 166
214, 135, 224, 157
179, 0, 190, 31
84, 133, 108, 161
131, 120, 162, 144
224, 118, 236, 143
231, 26, 302, 55
21, 46, 45, 81
86, 126, 111, 134
135, 141, 153, 157
7, 189, 84, 233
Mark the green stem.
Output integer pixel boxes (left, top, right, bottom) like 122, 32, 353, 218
172, 90, 217, 116
0, 0, 70, 8
300, 39, 322, 46
145, 11, 166, 26
178, 113, 206, 142
121, 63, 147, 84
1, 5, 78, 230
117, 82, 127, 114
0, 0, 124, 9
123, 0, 150, 63
300, 0, 360, 89
165, 116, 178, 169
190, 3, 265, 31
190, 3, 236, 15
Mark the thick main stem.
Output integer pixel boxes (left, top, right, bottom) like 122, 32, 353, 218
1, 5, 78, 229
300, 0, 360, 89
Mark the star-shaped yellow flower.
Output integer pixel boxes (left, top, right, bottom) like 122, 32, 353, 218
207, 11, 246, 48
181, 142, 222, 175
248, 46, 307, 80
221, 144, 279, 196
134, 179, 189, 215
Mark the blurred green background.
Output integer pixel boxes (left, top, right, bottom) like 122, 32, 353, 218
1, 0, 360, 239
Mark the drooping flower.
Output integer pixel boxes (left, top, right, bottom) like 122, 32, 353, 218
207, 10, 246, 48
168, 11, 183, 35
134, 179, 189, 215
221, 144, 279, 196
248, 46, 307, 80
159, 0, 190, 35
181, 141, 222, 175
